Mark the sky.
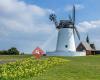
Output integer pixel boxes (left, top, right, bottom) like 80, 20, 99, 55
0, 0, 100, 53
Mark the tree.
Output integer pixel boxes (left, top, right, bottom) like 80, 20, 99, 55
8, 47, 19, 55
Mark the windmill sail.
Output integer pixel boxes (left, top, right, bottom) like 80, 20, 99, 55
49, 14, 58, 28
72, 5, 80, 40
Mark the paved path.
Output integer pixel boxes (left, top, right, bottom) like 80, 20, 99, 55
0, 59, 17, 64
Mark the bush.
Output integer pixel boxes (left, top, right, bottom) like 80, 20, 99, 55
8, 47, 19, 55
0, 47, 19, 55
0, 50, 8, 55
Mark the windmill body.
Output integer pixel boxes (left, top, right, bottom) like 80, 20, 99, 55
56, 20, 76, 52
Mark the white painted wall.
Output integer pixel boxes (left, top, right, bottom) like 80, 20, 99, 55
47, 51, 86, 56
56, 28, 76, 52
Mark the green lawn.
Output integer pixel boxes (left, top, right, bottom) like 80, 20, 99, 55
0, 55, 100, 80
0, 55, 32, 64
27, 55, 100, 80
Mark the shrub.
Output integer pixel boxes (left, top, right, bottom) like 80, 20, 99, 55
8, 47, 19, 55
0, 47, 19, 55
0, 50, 8, 55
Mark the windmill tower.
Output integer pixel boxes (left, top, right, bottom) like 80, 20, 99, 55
49, 6, 80, 53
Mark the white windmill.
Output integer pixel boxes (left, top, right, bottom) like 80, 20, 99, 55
47, 6, 86, 56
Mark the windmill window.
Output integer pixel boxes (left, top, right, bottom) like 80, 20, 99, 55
65, 45, 68, 48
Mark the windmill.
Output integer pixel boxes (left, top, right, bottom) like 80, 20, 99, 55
49, 5, 80, 52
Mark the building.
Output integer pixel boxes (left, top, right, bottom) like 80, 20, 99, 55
76, 35, 96, 55
76, 42, 95, 55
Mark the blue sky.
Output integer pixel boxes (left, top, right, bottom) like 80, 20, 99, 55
0, 0, 100, 53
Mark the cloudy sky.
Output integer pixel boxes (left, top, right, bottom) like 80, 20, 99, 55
0, 0, 100, 53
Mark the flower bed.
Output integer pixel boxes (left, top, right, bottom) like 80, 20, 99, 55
0, 57, 68, 80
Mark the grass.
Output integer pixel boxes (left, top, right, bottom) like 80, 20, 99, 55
0, 55, 32, 64
26, 55, 100, 80
0, 55, 100, 80
0, 55, 32, 60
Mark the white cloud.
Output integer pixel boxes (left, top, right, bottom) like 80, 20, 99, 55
65, 4, 84, 12
0, 0, 55, 52
0, 0, 55, 35
77, 20, 100, 32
